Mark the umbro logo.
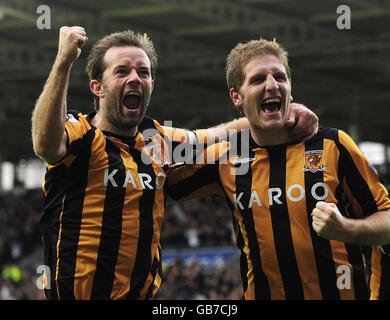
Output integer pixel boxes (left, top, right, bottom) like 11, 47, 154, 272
233, 157, 255, 164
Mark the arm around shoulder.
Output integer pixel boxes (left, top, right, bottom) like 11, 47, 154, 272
201, 117, 249, 142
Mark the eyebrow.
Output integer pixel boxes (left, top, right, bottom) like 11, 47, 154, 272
113, 64, 150, 71
248, 69, 287, 81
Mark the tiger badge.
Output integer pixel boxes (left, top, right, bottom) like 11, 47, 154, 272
302, 150, 326, 173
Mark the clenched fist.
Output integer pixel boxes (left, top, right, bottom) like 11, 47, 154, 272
57, 26, 88, 66
311, 201, 350, 242
286, 103, 319, 141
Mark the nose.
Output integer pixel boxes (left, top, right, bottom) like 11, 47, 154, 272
265, 74, 279, 92
126, 68, 141, 84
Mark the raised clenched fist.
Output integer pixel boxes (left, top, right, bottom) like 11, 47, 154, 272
57, 26, 88, 66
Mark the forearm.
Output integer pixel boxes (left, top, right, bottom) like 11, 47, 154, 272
32, 58, 71, 162
212, 117, 249, 131
343, 210, 390, 246
204, 117, 249, 141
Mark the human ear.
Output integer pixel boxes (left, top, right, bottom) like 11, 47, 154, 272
230, 88, 243, 107
230, 88, 246, 116
90, 79, 105, 98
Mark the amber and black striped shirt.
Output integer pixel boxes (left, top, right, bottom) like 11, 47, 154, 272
40, 111, 208, 300
167, 127, 390, 300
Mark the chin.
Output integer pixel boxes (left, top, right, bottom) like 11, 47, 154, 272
256, 120, 283, 130
124, 116, 143, 128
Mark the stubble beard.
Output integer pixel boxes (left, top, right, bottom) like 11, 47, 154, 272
103, 88, 149, 133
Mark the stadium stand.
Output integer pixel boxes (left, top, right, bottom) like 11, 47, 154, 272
0, 189, 43, 299
0, 189, 242, 300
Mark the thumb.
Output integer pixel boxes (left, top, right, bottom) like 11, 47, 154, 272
285, 111, 296, 128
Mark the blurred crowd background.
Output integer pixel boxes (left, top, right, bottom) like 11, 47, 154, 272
0, 189, 243, 300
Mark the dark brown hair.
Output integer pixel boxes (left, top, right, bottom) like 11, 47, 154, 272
86, 30, 157, 110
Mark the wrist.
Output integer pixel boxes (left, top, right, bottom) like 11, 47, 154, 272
54, 55, 74, 72
340, 217, 359, 244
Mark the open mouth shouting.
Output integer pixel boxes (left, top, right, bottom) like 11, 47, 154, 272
123, 91, 141, 112
260, 97, 282, 114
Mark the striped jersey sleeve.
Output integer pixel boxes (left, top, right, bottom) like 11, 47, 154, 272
329, 129, 390, 300
166, 141, 231, 201
44, 111, 91, 172
138, 116, 221, 167
336, 129, 390, 217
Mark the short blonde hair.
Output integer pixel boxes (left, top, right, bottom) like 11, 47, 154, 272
225, 38, 291, 91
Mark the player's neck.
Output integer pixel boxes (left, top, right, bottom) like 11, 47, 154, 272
250, 126, 293, 147
91, 112, 138, 138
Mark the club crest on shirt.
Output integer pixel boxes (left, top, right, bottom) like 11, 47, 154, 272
146, 143, 169, 166
302, 150, 326, 173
